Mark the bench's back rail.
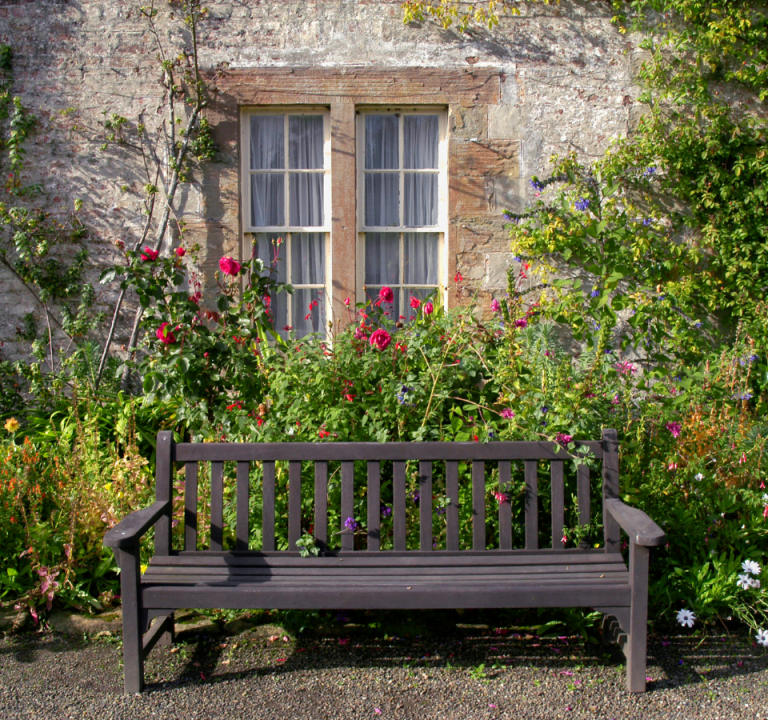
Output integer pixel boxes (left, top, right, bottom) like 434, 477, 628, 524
155, 430, 620, 555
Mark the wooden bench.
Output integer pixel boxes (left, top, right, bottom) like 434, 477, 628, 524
104, 429, 665, 694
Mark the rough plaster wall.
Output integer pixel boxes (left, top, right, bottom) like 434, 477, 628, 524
0, 0, 639, 360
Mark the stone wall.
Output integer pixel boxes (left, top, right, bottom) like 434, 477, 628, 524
0, 0, 641, 359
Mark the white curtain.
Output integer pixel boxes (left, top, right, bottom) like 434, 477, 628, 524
404, 232, 438, 285
289, 116, 323, 169
250, 115, 284, 169
291, 232, 325, 285
251, 174, 284, 227
365, 115, 398, 169
404, 116, 438, 169
404, 174, 437, 227
365, 174, 399, 227
289, 173, 324, 227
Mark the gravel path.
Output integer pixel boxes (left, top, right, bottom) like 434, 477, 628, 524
1, 622, 766, 719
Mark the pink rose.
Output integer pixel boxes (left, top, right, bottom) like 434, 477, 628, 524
500, 409, 515, 419
219, 256, 242, 276
175, 247, 186, 258
156, 322, 176, 345
410, 296, 421, 309
369, 328, 391, 350
344, 297, 350, 307
141, 246, 159, 262
379, 286, 394, 304
423, 301, 434, 316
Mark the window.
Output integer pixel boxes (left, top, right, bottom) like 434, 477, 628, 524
358, 110, 447, 320
242, 110, 331, 338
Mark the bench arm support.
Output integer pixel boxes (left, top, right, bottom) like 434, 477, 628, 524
604, 499, 666, 547
103, 500, 171, 549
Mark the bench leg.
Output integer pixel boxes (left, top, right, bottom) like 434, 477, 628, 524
626, 542, 650, 693
117, 546, 145, 694
156, 612, 175, 647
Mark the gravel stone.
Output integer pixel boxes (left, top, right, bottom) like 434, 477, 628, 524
1, 626, 766, 719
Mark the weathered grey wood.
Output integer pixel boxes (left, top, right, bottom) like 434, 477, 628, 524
605, 499, 667, 547
142, 614, 173, 657
314, 461, 328, 547
393, 461, 406, 551
419, 461, 432, 551
154, 431, 173, 556
142, 583, 631, 610
104, 500, 171, 549
262, 461, 275, 552
627, 541, 650, 692
473, 461, 485, 551
210, 462, 224, 551
445, 461, 459, 551
602, 429, 620, 553
525, 460, 538, 550
551, 461, 565, 550
498, 461, 512, 550
184, 463, 198, 552
341, 461, 355, 551
236, 462, 250, 552
118, 546, 144, 694
288, 461, 301, 551
577, 464, 590, 549
175, 441, 604, 463
367, 462, 381, 551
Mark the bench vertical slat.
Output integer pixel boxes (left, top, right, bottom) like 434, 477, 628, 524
236, 462, 250, 551
341, 461, 355, 551
577, 463, 590, 549
393, 461, 406, 551
419, 461, 432, 551
472, 461, 486, 551
498, 460, 512, 550
210, 461, 224, 551
314, 461, 328, 547
184, 463, 198, 552
154, 431, 173, 556
525, 460, 538, 550
445, 461, 459, 551
602, 428, 620, 553
288, 461, 301, 551
551, 460, 565, 550
262, 461, 276, 551
367, 461, 381, 551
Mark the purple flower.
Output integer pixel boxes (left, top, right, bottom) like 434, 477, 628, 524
644, 166, 657, 176
590, 289, 600, 298
490, 298, 501, 313
530, 178, 545, 192
574, 197, 590, 211
556, 433, 573, 447
412, 491, 420, 505
643, 218, 652, 226
514, 318, 528, 329
381, 505, 392, 518
344, 517, 358, 531
666, 422, 682, 439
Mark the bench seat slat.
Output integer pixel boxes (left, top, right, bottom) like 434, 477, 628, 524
142, 582, 629, 611
153, 549, 624, 567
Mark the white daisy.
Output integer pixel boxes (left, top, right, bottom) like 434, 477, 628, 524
676, 609, 696, 628
749, 577, 761, 590
757, 629, 768, 648
695, 473, 703, 481
737, 573, 753, 590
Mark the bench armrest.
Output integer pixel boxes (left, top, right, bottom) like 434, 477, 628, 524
103, 500, 171, 549
604, 498, 666, 547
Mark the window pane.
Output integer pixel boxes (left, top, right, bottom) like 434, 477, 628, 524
250, 116, 284, 169
404, 232, 439, 285
289, 173, 324, 227
365, 232, 399, 285
404, 115, 439, 169
253, 232, 286, 283
404, 174, 438, 227
366, 287, 401, 322
250, 174, 285, 227
289, 116, 324, 169
365, 115, 399, 169
291, 233, 325, 285
365, 173, 399, 227
292, 288, 326, 337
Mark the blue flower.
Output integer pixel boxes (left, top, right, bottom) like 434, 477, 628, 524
575, 197, 590, 211
750, 354, 759, 363
644, 166, 657, 176
344, 517, 358, 531
513, 256, 522, 262
530, 178, 545, 192
694, 321, 702, 329
590, 289, 600, 297
643, 218, 652, 226
541, 406, 549, 414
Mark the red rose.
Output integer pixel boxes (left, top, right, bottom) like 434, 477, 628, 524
156, 322, 176, 345
409, 296, 421, 309
423, 301, 434, 316
369, 328, 392, 350
141, 247, 159, 262
379, 286, 394, 304
175, 246, 186, 258
219, 256, 242, 276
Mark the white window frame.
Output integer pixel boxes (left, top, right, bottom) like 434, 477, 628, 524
240, 107, 332, 336
355, 107, 449, 311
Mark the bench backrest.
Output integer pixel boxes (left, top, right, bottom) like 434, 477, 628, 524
153, 429, 620, 556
